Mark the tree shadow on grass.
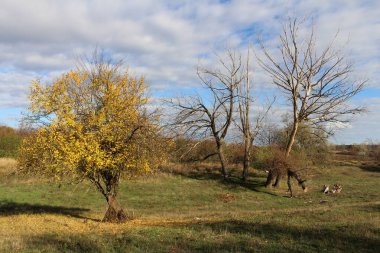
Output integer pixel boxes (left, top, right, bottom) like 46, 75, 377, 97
221, 175, 278, 196
22, 219, 379, 253
359, 164, 380, 173
0, 200, 95, 220
169, 167, 278, 197
181, 219, 380, 253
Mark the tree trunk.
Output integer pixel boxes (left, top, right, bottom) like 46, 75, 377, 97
217, 142, 228, 179
273, 174, 282, 188
242, 157, 249, 181
242, 137, 250, 181
285, 121, 299, 157
102, 194, 127, 223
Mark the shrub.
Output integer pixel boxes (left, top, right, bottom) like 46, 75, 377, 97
0, 126, 21, 158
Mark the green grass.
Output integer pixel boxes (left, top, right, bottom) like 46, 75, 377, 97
0, 158, 379, 253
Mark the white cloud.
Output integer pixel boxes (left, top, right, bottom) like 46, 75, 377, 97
331, 98, 380, 144
0, 72, 33, 108
0, 0, 378, 142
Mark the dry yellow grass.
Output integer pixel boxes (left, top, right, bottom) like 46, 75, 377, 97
1, 200, 378, 252
1, 200, 378, 238
0, 213, 221, 251
0, 158, 17, 174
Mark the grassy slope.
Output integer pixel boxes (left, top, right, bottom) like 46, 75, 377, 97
0, 157, 379, 253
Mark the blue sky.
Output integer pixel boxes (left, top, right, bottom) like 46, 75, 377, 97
0, 0, 379, 144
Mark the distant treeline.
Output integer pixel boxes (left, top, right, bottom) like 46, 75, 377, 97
0, 125, 33, 158
331, 144, 380, 158
0, 125, 22, 158
170, 123, 331, 169
1, 124, 379, 163
170, 123, 380, 168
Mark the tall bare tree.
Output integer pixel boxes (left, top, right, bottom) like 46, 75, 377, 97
258, 18, 365, 158
169, 50, 243, 179
236, 48, 273, 181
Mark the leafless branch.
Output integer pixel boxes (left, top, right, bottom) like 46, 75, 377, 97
258, 18, 365, 156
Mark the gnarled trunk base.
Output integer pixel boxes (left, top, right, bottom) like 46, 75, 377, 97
102, 195, 128, 223
102, 205, 127, 223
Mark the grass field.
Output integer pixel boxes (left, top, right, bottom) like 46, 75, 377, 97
0, 155, 379, 253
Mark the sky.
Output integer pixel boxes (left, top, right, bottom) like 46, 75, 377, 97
0, 0, 379, 144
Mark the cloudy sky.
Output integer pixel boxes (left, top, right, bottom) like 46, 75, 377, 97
0, 0, 379, 144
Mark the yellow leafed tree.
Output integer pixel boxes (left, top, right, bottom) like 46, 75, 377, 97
19, 53, 168, 222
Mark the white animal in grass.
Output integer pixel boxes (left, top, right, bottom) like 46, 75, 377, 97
322, 185, 330, 194
322, 184, 342, 194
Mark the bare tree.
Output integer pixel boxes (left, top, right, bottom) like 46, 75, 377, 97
258, 18, 365, 158
169, 50, 243, 179
236, 48, 273, 181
